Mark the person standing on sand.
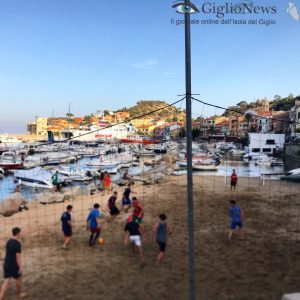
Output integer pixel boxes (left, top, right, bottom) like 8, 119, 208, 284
104, 173, 111, 194
152, 214, 173, 266
107, 191, 120, 223
228, 200, 244, 240
0, 227, 26, 300
230, 169, 238, 191
61, 205, 73, 249
87, 203, 101, 246
124, 215, 145, 265
52, 170, 60, 192
98, 172, 104, 191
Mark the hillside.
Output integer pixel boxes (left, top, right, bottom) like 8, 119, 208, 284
223, 94, 300, 116
124, 100, 185, 120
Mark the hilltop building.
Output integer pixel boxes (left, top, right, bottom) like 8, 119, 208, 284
26, 117, 48, 138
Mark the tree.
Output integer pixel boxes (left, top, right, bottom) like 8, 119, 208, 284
103, 110, 110, 116
178, 127, 186, 139
66, 112, 74, 118
237, 101, 248, 108
274, 95, 282, 101
192, 128, 200, 140
245, 112, 253, 130
209, 125, 215, 135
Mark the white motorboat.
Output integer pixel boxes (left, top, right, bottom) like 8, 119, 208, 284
192, 163, 218, 171
133, 149, 155, 157
54, 166, 94, 182
230, 149, 245, 156
14, 167, 54, 189
0, 167, 4, 179
254, 156, 272, 166
86, 160, 121, 168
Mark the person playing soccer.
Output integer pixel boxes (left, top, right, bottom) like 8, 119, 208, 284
61, 205, 73, 249
132, 197, 144, 224
228, 200, 244, 240
152, 214, 173, 266
87, 203, 101, 246
121, 182, 134, 212
107, 191, 120, 223
0, 227, 26, 300
124, 215, 144, 265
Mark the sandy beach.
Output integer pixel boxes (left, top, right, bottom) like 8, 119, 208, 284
0, 175, 300, 300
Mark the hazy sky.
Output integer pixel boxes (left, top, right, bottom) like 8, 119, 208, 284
0, 0, 299, 133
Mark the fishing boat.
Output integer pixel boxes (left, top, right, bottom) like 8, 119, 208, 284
120, 135, 161, 145
0, 160, 23, 170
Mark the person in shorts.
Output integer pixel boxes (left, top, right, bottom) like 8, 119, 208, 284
52, 170, 60, 191
0, 227, 26, 300
61, 205, 73, 249
122, 182, 134, 212
124, 215, 144, 265
87, 203, 101, 246
230, 169, 238, 191
104, 173, 111, 194
152, 214, 173, 266
107, 191, 120, 223
132, 197, 144, 224
228, 200, 244, 240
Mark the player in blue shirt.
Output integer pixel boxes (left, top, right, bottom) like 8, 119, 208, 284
61, 205, 73, 249
228, 200, 244, 240
87, 203, 101, 246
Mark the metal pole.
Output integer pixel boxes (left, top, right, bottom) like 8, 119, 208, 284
184, 2, 196, 299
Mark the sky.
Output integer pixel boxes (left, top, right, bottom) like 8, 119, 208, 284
0, 0, 299, 133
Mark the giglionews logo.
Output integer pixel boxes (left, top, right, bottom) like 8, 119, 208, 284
171, 1, 277, 18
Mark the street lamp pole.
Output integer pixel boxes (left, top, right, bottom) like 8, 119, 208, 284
184, 1, 196, 299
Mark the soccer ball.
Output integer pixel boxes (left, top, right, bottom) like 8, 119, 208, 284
98, 237, 105, 245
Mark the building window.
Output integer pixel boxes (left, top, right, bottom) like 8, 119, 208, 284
262, 148, 272, 153
252, 148, 260, 152
266, 139, 275, 145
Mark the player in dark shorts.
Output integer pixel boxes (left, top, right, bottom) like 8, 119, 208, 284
61, 205, 73, 249
152, 214, 173, 266
87, 203, 101, 246
0, 227, 26, 299
122, 182, 134, 212
107, 191, 120, 222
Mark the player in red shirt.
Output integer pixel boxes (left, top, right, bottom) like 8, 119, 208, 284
230, 169, 238, 191
132, 197, 144, 224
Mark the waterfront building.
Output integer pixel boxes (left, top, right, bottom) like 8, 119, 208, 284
249, 133, 285, 154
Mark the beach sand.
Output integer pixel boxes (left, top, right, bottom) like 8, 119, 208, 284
0, 175, 300, 300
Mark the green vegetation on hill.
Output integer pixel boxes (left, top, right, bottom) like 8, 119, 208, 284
123, 100, 184, 119
223, 94, 299, 116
